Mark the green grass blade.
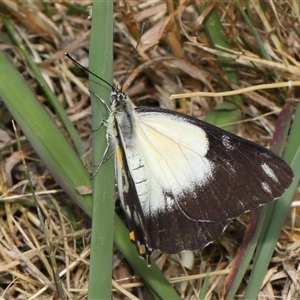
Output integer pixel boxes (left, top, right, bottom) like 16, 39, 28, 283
0, 49, 93, 216
3, 17, 86, 158
235, 1, 273, 61
87, 1, 115, 299
244, 102, 300, 299
224, 102, 294, 299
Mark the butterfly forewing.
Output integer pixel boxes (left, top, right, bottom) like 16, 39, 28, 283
107, 89, 293, 258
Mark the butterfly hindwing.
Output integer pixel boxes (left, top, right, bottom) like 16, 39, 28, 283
113, 118, 153, 263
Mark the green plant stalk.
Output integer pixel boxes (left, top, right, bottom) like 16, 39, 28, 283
87, 1, 115, 299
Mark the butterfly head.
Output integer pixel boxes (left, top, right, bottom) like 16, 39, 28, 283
110, 87, 128, 112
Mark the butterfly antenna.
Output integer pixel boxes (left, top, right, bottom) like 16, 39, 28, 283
65, 53, 116, 91
120, 23, 145, 90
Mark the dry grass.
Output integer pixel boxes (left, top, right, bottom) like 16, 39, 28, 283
0, 1, 299, 299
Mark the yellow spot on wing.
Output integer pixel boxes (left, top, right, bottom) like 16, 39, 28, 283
129, 231, 135, 241
130, 231, 146, 255
116, 145, 123, 164
139, 244, 146, 255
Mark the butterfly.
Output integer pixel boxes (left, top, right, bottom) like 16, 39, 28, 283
92, 85, 293, 265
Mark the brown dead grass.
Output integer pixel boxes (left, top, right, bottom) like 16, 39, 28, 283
0, 1, 299, 299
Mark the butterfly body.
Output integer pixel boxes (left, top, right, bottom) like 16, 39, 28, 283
102, 88, 293, 264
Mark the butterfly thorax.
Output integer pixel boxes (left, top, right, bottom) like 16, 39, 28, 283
109, 89, 136, 149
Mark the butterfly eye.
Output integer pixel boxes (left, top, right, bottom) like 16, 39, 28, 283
110, 93, 118, 103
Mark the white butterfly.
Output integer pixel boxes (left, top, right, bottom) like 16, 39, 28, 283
93, 86, 293, 264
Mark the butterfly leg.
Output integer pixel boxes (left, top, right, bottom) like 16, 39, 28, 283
91, 132, 114, 178
92, 118, 107, 132
89, 92, 114, 177
89, 90, 111, 113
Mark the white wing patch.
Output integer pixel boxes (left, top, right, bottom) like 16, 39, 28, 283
261, 163, 279, 183
124, 111, 215, 216
221, 135, 235, 151
261, 182, 272, 194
